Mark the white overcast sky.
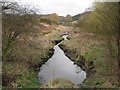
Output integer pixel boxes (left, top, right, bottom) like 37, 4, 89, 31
10, 0, 94, 16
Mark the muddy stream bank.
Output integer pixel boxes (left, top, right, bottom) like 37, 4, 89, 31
38, 34, 87, 86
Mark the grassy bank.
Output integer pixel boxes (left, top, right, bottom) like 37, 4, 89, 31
3, 46, 54, 88
41, 79, 74, 88
3, 29, 53, 88
60, 29, 119, 88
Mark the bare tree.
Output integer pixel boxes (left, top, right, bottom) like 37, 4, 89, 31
1, 1, 38, 60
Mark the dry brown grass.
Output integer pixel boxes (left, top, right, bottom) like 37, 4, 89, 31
41, 78, 74, 88
61, 29, 119, 88
3, 22, 72, 88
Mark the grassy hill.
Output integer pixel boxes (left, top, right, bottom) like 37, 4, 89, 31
72, 11, 91, 21
72, 14, 81, 21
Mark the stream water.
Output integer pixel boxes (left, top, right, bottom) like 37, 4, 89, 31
38, 35, 86, 86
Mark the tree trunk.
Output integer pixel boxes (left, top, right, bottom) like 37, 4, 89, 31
117, 2, 120, 86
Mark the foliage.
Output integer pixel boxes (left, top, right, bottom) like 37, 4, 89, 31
40, 18, 52, 25
49, 13, 60, 24
2, 1, 39, 61
2, 1, 42, 88
76, 2, 120, 86
76, 2, 120, 68
72, 14, 81, 21
66, 14, 73, 22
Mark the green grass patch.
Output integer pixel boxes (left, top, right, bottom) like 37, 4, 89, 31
40, 48, 54, 61
82, 45, 102, 62
46, 49, 54, 56
55, 37, 64, 41
75, 56, 81, 61
95, 80, 104, 86
4, 62, 40, 88
67, 36, 71, 40
40, 55, 49, 60
54, 37, 64, 44
73, 30, 80, 33
108, 86, 119, 88
16, 68, 40, 88
64, 85, 74, 88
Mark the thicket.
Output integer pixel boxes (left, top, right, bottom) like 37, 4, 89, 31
1, 1, 39, 61
1, 1, 44, 88
91, 2, 120, 68
76, 2, 120, 86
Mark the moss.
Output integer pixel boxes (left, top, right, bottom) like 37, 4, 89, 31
54, 37, 64, 45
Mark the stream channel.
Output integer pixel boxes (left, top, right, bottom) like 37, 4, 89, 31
38, 34, 86, 86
